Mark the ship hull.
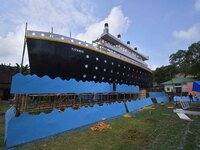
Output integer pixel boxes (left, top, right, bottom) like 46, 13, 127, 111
26, 38, 152, 88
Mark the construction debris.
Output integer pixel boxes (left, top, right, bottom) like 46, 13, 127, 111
173, 109, 200, 116
90, 122, 112, 131
176, 112, 193, 121
123, 114, 132, 118
143, 107, 156, 110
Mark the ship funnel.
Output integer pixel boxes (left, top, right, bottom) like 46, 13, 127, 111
134, 47, 137, 51
104, 23, 109, 33
127, 41, 130, 46
117, 34, 121, 39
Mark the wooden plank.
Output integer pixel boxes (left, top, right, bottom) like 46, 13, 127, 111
176, 112, 193, 121
174, 109, 200, 116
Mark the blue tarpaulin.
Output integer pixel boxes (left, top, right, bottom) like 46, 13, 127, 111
192, 81, 200, 92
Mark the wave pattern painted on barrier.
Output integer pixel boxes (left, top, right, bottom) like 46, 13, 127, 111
5, 98, 153, 148
11, 73, 139, 94
6, 74, 169, 147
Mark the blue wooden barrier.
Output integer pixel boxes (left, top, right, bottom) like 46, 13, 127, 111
11, 74, 139, 94
5, 74, 157, 147
156, 96, 169, 103
5, 97, 155, 148
149, 92, 165, 98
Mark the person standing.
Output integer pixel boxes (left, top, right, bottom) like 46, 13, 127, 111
189, 93, 194, 103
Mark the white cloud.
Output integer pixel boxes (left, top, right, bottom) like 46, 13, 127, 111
195, 0, 200, 11
173, 24, 200, 40
76, 6, 130, 42
0, 25, 27, 65
16, 0, 96, 34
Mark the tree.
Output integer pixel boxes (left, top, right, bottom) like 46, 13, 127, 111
153, 65, 178, 83
187, 41, 200, 78
14, 63, 30, 74
169, 50, 189, 76
154, 41, 200, 83
0, 63, 30, 75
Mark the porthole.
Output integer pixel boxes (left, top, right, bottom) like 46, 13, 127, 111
95, 66, 98, 70
102, 77, 104, 80
109, 78, 111, 81
96, 57, 99, 61
124, 66, 126, 69
104, 60, 107, 63
78, 41, 81, 44
41, 33, 45, 36
71, 39, 74, 42
117, 72, 119, 75
111, 62, 114, 65
83, 74, 86, 78
123, 73, 125, 76
115, 79, 118, 82
85, 64, 88, 68
118, 64, 120, 67
93, 76, 96, 79
129, 68, 130, 70
61, 37, 64, 40
86, 55, 89, 59
127, 74, 129, 77
103, 68, 106, 72
111, 70, 113, 73
32, 32, 36, 36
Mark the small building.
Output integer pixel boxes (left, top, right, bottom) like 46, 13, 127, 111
161, 78, 194, 96
0, 71, 13, 100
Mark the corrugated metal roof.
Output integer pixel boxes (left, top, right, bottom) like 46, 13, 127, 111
161, 78, 195, 85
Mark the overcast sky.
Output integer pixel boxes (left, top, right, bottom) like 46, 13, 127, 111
0, 0, 200, 70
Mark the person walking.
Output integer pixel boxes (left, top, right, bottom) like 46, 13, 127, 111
189, 93, 194, 103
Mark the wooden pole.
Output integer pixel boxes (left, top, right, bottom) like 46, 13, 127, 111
20, 22, 28, 73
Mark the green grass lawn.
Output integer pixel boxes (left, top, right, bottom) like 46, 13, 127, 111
0, 100, 11, 148
1, 102, 200, 150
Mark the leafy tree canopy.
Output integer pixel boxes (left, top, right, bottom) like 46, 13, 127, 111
0, 63, 30, 75
154, 41, 200, 83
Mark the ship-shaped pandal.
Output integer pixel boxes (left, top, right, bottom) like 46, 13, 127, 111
25, 23, 152, 88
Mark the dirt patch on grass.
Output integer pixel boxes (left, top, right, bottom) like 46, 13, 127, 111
145, 117, 159, 123
121, 128, 150, 145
